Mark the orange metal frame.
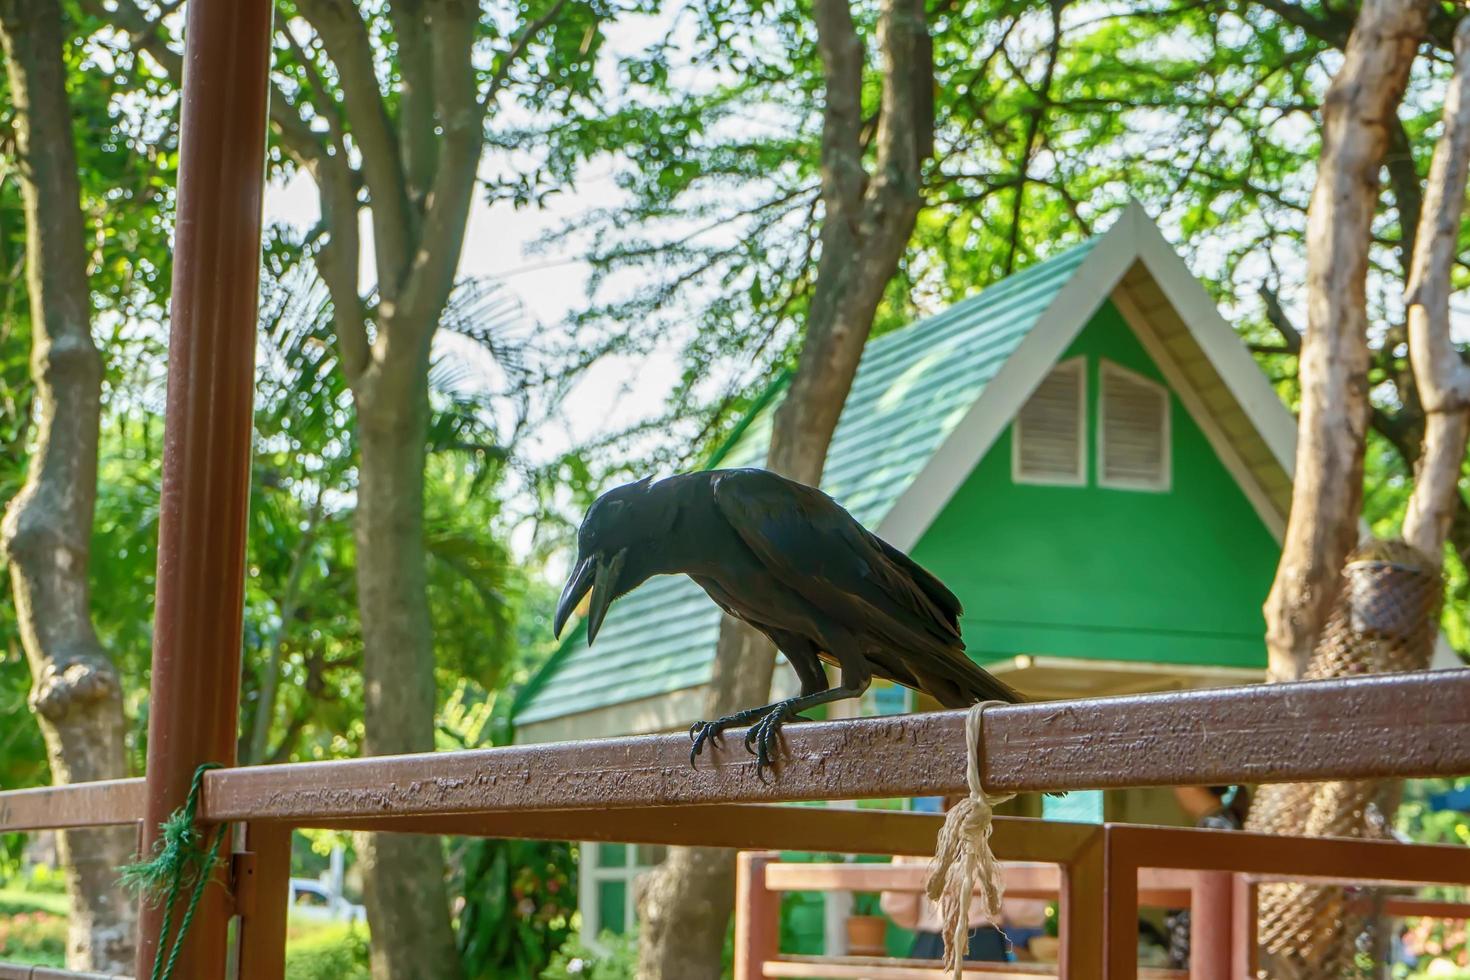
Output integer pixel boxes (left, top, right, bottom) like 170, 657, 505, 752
735, 829, 1470, 979
2, 2, 1469, 978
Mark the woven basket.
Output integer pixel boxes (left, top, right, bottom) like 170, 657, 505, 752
1246, 540, 1440, 978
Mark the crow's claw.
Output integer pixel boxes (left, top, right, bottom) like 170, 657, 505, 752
742, 724, 761, 754
743, 703, 796, 777
689, 710, 766, 768
689, 721, 720, 767
689, 703, 800, 775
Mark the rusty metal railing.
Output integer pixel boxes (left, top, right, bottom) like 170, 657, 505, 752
2, 669, 1469, 978
6, 668, 1462, 833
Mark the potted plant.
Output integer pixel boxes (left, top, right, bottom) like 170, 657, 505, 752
1028, 902, 1061, 962
845, 914, 888, 956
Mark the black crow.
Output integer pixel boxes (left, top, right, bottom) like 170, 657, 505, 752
553, 468, 1024, 771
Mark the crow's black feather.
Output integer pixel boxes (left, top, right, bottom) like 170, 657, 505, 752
560, 468, 1023, 722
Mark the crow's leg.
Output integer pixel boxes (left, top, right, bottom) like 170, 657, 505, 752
688, 632, 829, 767
733, 652, 870, 775
689, 702, 781, 765
740, 681, 868, 775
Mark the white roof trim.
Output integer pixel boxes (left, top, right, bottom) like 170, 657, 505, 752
1108, 283, 1286, 541
880, 202, 1304, 551
1128, 211, 1297, 476
876, 206, 1143, 549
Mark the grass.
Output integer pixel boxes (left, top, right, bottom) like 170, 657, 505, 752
0, 888, 68, 916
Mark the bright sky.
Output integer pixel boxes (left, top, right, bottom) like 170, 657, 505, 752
260, 13, 699, 571
261, 154, 685, 467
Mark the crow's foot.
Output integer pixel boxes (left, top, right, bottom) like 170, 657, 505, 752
688, 707, 764, 767
741, 699, 803, 777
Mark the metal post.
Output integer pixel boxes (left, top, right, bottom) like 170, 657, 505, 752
134, 0, 273, 975
1188, 871, 1234, 978
1104, 830, 1140, 980
734, 852, 780, 980
1232, 876, 1259, 977
234, 824, 293, 980
1060, 829, 1105, 980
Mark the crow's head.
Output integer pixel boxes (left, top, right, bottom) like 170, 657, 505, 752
553, 475, 656, 643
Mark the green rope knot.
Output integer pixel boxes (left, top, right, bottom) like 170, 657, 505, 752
119, 762, 226, 980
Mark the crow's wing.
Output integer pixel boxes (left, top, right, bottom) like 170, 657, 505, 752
711, 469, 957, 642
706, 468, 1022, 713
870, 534, 963, 631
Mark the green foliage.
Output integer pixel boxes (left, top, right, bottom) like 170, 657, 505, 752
540, 929, 639, 980
0, 909, 66, 967
453, 836, 576, 978
0, 882, 69, 968
0, 885, 70, 915
18, 865, 67, 896
285, 922, 371, 980
1398, 778, 1470, 847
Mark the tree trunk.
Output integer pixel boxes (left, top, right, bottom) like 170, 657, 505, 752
1402, 16, 1470, 561
1260, 0, 1428, 682
352, 346, 466, 980
0, 0, 135, 970
1249, 2, 1433, 973
636, 0, 931, 974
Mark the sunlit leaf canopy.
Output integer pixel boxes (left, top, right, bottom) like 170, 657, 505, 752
537, 0, 1464, 476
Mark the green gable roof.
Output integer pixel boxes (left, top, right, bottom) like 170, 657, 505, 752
515, 240, 1097, 729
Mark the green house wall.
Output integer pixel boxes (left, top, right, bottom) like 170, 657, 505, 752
910, 301, 1279, 670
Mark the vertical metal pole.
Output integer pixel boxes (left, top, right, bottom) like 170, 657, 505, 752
234, 824, 292, 980
1103, 829, 1140, 980
734, 852, 780, 980
1060, 828, 1105, 980
1188, 871, 1234, 979
135, 1, 273, 976
1231, 876, 1260, 977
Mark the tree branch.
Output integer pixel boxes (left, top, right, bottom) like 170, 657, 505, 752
1004, 0, 1063, 275
1403, 18, 1470, 559
481, 0, 573, 111
811, 0, 865, 229
1250, 0, 1352, 49
1386, 114, 1424, 285
295, 0, 414, 298
393, 0, 439, 208
769, 0, 930, 483
1258, 285, 1303, 354
389, 0, 483, 338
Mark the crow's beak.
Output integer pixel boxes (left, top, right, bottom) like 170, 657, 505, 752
553, 549, 627, 644
554, 555, 595, 639
585, 549, 625, 644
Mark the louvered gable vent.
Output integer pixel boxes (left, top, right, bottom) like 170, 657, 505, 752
1013, 357, 1085, 485
1100, 360, 1170, 490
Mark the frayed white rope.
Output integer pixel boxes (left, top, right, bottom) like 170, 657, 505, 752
923, 701, 1014, 978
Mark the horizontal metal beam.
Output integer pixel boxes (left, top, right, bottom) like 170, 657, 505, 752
307, 807, 1096, 862
0, 778, 143, 830
0, 965, 132, 980
761, 861, 1194, 907
1108, 822, 1470, 888
201, 670, 1470, 821
1, 671, 1466, 836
